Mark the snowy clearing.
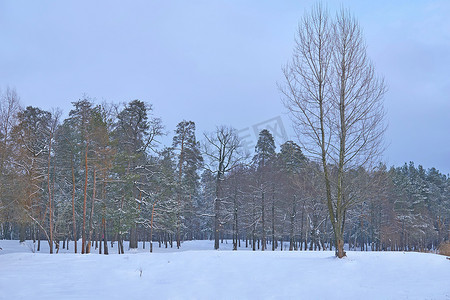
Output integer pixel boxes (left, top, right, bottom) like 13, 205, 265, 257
0, 240, 449, 300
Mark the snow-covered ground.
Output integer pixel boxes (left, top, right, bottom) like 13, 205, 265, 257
0, 240, 449, 300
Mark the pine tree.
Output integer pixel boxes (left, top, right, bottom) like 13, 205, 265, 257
113, 100, 163, 250
11, 106, 57, 252
54, 114, 83, 253
172, 120, 202, 247
253, 129, 276, 250
66, 98, 99, 254
277, 141, 307, 250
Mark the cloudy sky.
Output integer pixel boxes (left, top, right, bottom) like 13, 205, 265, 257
1, 0, 449, 174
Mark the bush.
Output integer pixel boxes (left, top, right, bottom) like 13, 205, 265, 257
437, 241, 450, 256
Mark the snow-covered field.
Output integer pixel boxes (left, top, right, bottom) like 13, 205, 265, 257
0, 240, 449, 300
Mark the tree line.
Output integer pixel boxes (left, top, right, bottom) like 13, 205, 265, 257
0, 88, 448, 254
1, 4, 449, 257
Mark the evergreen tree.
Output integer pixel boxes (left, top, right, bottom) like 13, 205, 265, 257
11, 106, 54, 250
172, 120, 202, 247
277, 141, 307, 250
66, 98, 99, 254
253, 129, 276, 250
113, 100, 163, 249
278, 141, 306, 174
253, 129, 276, 168
54, 112, 83, 253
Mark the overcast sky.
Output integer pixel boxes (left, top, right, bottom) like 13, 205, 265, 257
1, 0, 449, 174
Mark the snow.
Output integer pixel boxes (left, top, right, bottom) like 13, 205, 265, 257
0, 240, 449, 300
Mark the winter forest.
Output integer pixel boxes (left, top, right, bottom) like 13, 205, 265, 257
1, 2, 450, 299
0, 87, 448, 256
1, 5, 450, 259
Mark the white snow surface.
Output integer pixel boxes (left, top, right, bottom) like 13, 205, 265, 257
0, 240, 449, 300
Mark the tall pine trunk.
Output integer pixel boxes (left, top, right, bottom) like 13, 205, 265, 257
261, 189, 265, 251
102, 176, 108, 255
86, 167, 96, 253
150, 203, 156, 253
272, 191, 275, 251
81, 141, 89, 254
71, 158, 77, 253
176, 136, 185, 249
289, 195, 296, 251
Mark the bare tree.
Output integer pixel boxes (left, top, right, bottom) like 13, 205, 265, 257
203, 126, 246, 250
280, 4, 386, 258
0, 88, 21, 219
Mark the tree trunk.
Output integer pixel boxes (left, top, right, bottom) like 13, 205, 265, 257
86, 167, 96, 253
252, 196, 256, 251
47, 132, 54, 254
71, 159, 77, 253
19, 223, 26, 243
214, 171, 222, 250
101, 173, 108, 255
261, 189, 265, 251
99, 230, 102, 254
233, 189, 238, 251
120, 236, 124, 254
176, 134, 185, 249
81, 141, 89, 254
289, 195, 296, 251
102, 216, 108, 255
272, 194, 275, 251
37, 228, 41, 251
129, 225, 137, 249
150, 203, 155, 253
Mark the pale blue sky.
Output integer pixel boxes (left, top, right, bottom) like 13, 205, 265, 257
1, 0, 449, 174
